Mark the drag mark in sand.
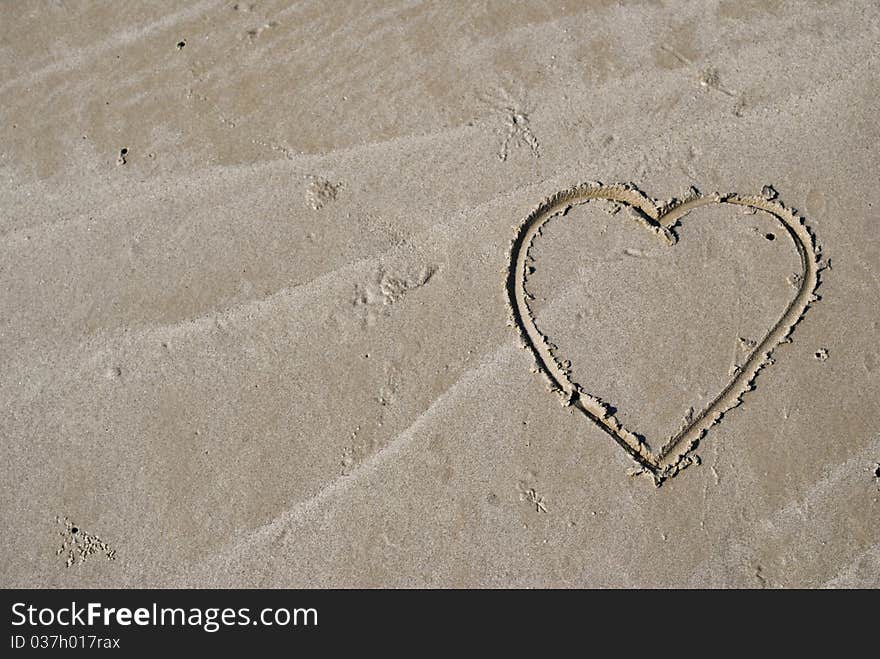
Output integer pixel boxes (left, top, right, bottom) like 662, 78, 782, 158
505, 182, 825, 485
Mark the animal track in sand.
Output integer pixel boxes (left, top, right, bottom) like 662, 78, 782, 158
305, 176, 342, 210
478, 87, 540, 162
352, 265, 437, 326
55, 516, 117, 567
505, 182, 825, 485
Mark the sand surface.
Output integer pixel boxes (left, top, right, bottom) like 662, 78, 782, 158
2, 0, 879, 587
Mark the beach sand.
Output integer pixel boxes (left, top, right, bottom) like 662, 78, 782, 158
1, 0, 878, 587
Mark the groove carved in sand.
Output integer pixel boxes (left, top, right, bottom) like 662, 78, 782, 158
505, 182, 824, 485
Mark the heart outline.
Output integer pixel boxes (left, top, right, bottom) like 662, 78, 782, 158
506, 182, 824, 485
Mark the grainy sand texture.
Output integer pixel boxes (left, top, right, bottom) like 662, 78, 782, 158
2, 0, 879, 588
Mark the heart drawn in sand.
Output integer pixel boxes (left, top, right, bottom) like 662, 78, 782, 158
506, 182, 824, 485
